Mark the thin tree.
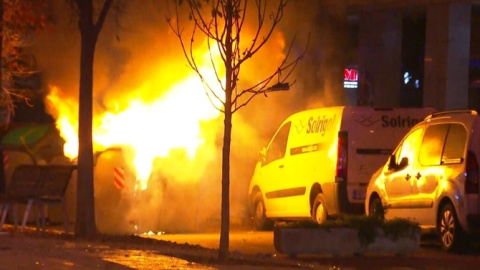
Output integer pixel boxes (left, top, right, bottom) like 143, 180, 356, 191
0, 0, 50, 193
168, 0, 306, 260
70, 0, 114, 237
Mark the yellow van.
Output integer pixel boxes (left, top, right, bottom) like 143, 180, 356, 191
248, 106, 435, 230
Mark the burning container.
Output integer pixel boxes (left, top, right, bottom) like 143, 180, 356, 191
93, 147, 205, 234
94, 147, 140, 234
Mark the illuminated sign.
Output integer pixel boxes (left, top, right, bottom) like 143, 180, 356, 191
344, 68, 358, 89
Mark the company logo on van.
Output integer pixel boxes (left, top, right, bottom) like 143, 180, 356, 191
381, 115, 422, 128
306, 115, 336, 135
355, 115, 423, 128
354, 116, 379, 127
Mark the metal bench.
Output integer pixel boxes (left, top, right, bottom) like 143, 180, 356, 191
0, 164, 77, 233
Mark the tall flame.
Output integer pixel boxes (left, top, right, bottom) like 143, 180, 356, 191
45, 28, 285, 191
46, 52, 224, 190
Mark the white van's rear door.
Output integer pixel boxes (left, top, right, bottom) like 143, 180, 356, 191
343, 107, 435, 203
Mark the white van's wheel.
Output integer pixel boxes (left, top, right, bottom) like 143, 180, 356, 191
253, 193, 273, 230
438, 203, 467, 252
312, 194, 328, 224
369, 197, 384, 219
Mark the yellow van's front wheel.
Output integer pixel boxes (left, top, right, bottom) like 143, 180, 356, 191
312, 194, 328, 224
253, 193, 274, 230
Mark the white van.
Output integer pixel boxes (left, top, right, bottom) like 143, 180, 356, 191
365, 110, 480, 252
248, 106, 435, 230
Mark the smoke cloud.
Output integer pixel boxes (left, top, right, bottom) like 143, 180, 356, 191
28, 0, 346, 234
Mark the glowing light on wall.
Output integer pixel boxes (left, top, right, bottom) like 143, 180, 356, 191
344, 68, 358, 89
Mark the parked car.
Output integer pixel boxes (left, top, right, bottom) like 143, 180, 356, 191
248, 106, 435, 230
365, 110, 480, 252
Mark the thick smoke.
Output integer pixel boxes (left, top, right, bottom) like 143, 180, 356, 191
29, 0, 346, 234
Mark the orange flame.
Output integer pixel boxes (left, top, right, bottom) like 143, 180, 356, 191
45, 29, 285, 191
46, 65, 224, 191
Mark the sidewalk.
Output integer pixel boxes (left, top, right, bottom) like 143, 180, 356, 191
0, 226, 318, 270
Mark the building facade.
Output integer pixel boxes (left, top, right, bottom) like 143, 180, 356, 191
344, 0, 479, 111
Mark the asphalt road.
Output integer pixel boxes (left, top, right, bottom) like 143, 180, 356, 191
146, 230, 480, 270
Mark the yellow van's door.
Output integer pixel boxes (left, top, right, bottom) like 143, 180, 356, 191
260, 122, 292, 214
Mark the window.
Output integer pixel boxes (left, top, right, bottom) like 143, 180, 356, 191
393, 128, 423, 170
419, 124, 448, 166
264, 122, 291, 164
419, 124, 467, 166
442, 124, 467, 164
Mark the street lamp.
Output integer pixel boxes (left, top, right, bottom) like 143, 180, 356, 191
266, 82, 290, 91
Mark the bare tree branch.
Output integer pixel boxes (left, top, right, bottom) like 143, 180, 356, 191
94, 0, 114, 34
233, 33, 309, 105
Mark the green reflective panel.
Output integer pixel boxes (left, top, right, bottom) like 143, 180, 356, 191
1, 125, 49, 146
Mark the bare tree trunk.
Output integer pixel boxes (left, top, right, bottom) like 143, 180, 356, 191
219, 106, 232, 260
75, 16, 97, 237
74, 0, 112, 237
218, 0, 233, 261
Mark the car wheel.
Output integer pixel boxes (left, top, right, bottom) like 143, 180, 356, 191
312, 194, 328, 224
253, 193, 273, 230
369, 197, 384, 219
438, 203, 467, 252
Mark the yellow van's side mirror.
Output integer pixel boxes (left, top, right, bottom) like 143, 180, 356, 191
388, 155, 408, 171
398, 157, 409, 170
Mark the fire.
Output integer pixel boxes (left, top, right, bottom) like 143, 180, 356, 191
45, 26, 285, 191
45, 86, 79, 158
47, 66, 223, 190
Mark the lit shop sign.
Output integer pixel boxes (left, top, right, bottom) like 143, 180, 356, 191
344, 69, 358, 89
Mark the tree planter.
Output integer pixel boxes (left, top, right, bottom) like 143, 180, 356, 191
273, 218, 421, 257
